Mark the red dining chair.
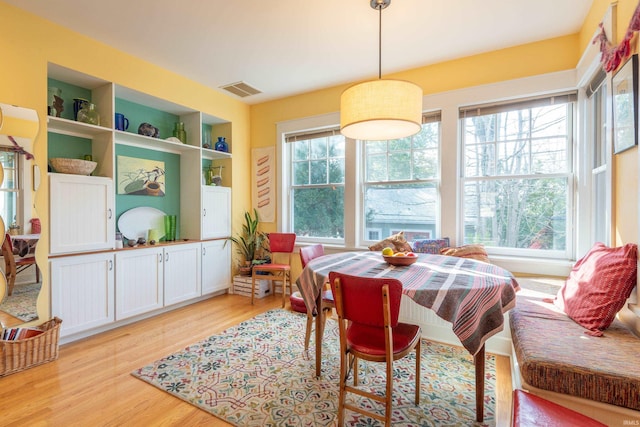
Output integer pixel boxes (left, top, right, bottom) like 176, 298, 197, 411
299, 244, 334, 351
329, 271, 422, 427
252, 233, 296, 306
2, 233, 39, 296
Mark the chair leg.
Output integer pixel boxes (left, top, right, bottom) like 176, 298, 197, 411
415, 339, 421, 405
338, 349, 348, 427
385, 358, 393, 426
36, 265, 40, 283
353, 355, 359, 386
281, 277, 286, 308
7, 272, 15, 296
304, 312, 313, 351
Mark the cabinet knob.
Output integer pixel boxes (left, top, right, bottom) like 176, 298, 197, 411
158, 253, 163, 263
165, 253, 169, 262
202, 247, 206, 256
107, 208, 113, 219
109, 260, 113, 270
203, 208, 207, 217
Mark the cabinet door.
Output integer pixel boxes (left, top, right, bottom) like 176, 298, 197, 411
50, 253, 115, 337
164, 243, 201, 306
202, 187, 231, 239
50, 174, 115, 254
115, 247, 164, 320
202, 239, 231, 295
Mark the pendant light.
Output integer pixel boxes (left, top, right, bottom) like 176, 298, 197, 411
340, 0, 422, 141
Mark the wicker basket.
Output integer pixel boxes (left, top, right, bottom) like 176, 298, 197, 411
0, 317, 62, 377
50, 158, 97, 175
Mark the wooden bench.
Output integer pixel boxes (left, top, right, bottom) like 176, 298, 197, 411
510, 278, 640, 425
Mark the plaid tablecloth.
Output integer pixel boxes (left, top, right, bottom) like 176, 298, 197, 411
296, 251, 521, 356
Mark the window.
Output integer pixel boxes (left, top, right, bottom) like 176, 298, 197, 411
0, 148, 21, 229
586, 68, 610, 245
362, 113, 440, 243
287, 128, 345, 241
282, 112, 441, 247
460, 94, 576, 257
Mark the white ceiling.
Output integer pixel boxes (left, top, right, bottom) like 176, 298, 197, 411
6, 0, 593, 104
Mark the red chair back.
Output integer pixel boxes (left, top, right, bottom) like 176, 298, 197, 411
268, 233, 296, 253
299, 244, 324, 268
329, 272, 403, 328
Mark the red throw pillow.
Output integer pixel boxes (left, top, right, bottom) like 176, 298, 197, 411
554, 242, 637, 336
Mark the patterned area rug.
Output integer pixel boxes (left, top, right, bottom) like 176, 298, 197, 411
0, 282, 40, 322
132, 309, 496, 426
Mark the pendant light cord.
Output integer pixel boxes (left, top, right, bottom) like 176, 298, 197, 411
378, 4, 382, 79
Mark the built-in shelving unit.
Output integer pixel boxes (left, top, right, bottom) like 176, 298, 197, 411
46, 62, 233, 341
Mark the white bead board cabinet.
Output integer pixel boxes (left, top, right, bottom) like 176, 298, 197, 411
114, 247, 164, 321
163, 243, 202, 306
47, 63, 233, 341
49, 173, 115, 254
115, 242, 203, 320
202, 239, 232, 296
50, 252, 115, 337
201, 186, 231, 239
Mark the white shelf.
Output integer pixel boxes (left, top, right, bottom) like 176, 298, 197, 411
114, 130, 200, 155
202, 148, 232, 160
47, 116, 111, 139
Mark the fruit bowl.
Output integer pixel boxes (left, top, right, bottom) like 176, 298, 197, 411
383, 254, 418, 266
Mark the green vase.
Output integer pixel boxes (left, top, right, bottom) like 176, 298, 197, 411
173, 122, 187, 144
77, 103, 100, 126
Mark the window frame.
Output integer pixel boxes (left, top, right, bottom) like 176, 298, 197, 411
458, 94, 577, 260
0, 147, 23, 231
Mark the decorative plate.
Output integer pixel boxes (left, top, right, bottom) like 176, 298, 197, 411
383, 255, 418, 266
118, 206, 166, 241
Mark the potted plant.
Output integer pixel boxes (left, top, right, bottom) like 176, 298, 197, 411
226, 209, 267, 275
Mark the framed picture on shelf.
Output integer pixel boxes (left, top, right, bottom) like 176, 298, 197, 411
612, 54, 638, 154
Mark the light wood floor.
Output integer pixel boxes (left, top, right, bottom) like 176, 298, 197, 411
0, 294, 513, 426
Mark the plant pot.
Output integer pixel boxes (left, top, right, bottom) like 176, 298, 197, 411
239, 266, 252, 276
145, 181, 162, 196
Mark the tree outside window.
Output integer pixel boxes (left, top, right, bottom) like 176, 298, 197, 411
291, 133, 345, 240
461, 96, 575, 253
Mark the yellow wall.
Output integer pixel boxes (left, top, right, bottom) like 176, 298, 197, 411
0, 1, 252, 322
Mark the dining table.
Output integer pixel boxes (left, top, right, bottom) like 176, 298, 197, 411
296, 250, 521, 423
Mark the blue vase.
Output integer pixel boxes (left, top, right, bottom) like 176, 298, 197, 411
214, 137, 228, 153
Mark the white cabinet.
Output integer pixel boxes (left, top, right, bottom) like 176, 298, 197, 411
50, 253, 115, 337
115, 247, 163, 320
116, 243, 202, 317
163, 243, 202, 306
202, 186, 231, 239
49, 173, 115, 255
202, 239, 231, 295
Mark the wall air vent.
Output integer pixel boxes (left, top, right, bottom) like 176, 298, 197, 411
220, 81, 262, 98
